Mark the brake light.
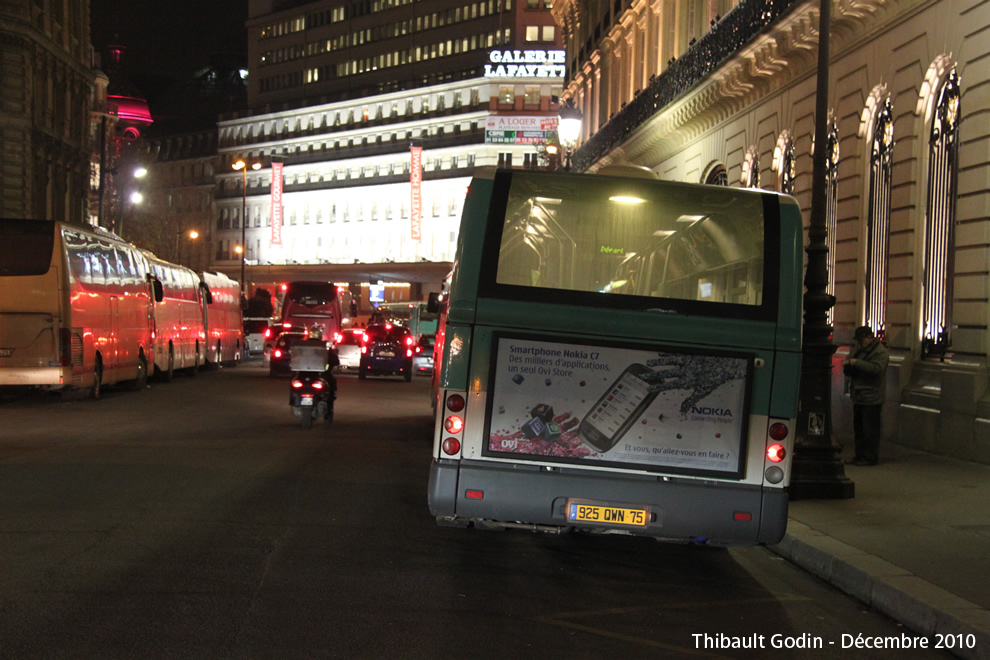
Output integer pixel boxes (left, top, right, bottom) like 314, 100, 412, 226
361, 346, 368, 354
264, 328, 273, 339
274, 349, 283, 358
405, 336, 413, 346
769, 422, 789, 441
406, 349, 413, 357
334, 332, 343, 343
59, 328, 72, 366
767, 444, 786, 463
283, 322, 292, 329
292, 379, 303, 388
446, 394, 465, 413
442, 437, 460, 455
312, 381, 324, 390
444, 416, 463, 433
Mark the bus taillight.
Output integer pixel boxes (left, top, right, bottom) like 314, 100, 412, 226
446, 394, 465, 413
768, 422, 789, 441
59, 328, 72, 367
767, 444, 786, 463
442, 437, 460, 455
444, 416, 463, 433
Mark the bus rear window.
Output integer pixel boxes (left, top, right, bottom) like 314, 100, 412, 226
490, 172, 771, 312
0, 219, 55, 277
286, 283, 334, 306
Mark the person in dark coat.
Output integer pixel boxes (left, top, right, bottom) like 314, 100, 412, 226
843, 325, 889, 465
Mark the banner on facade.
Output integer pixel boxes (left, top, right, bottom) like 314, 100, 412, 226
271, 161, 283, 245
485, 115, 559, 145
410, 146, 422, 241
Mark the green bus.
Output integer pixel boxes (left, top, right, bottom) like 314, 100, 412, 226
427, 168, 803, 545
371, 301, 438, 339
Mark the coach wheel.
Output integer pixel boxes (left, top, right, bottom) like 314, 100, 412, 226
91, 358, 103, 400
131, 353, 148, 391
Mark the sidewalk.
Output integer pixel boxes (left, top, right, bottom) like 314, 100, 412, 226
770, 441, 990, 659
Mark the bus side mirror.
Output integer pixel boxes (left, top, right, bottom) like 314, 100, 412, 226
427, 291, 442, 314
152, 278, 164, 303
201, 285, 214, 305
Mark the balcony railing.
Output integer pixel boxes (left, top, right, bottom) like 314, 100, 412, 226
573, 0, 800, 172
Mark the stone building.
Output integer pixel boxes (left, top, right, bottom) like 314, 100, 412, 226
553, 0, 990, 462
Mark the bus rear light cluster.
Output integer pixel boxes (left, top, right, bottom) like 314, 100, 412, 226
444, 415, 464, 433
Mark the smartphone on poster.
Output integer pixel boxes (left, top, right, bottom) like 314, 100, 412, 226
578, 363, 658, 452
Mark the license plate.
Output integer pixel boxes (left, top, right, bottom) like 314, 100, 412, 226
0, 349, 11, 357
301, 396, 314, 406
379, 351, 394, 357
567, 501, 650, 527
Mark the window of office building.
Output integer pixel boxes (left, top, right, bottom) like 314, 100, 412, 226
921, 69, 961, 358
526, 25, 539, 41
524, 86, 540, 104
499, 86, 514, 104
864, 98, 894, 336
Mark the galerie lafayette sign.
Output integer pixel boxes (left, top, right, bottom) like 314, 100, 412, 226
484, 50, 565, 78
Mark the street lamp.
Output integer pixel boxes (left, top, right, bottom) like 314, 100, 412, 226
558, 99, 583, 171
232, 159, 262, 297
175, 229, 199, 263
789, 0, 854, 499
114, 167, 147, 237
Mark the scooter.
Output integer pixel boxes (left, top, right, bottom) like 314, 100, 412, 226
288, 338, 338, 429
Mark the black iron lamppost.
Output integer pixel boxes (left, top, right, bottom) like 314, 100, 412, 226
232, 160, 261, 299
790, 0, 855, 499
558, 100, 583, 170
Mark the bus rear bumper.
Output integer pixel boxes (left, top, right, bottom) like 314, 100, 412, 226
0, 366, 71, 389
429, 459, 789, 545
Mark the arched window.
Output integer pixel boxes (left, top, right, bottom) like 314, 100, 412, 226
864, 98, 893, 337
742, 148, 760, 188
825, 121, 839, 325
704, 164, 727, 186
921, 69, 961, 359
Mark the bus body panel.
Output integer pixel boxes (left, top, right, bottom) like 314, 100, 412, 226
146, 256, 206, 373
0, 219, 154, 392
429, 171, 803, 545
199, 271, 243, 364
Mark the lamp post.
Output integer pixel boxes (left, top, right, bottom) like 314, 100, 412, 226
175, 229, 199, 264
232, 160, 262, 298
558, 99, 583, 171
789, 0, 854, 499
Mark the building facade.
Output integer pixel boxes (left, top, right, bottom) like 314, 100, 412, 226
207, 0, 565, 303
0, 1, 96, 224
554, 0, 990, 463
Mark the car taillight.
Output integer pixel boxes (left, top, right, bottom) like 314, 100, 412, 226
274, 349, 283, 358
405, 336, 413, 346
446, 394, 465, 413
444, 416, 463, 433
442, 437, 460, 455
767, 444, 786, 463
264, 328, 273, 338
361, 346, 368, 354
312, 381, 324, 390
291, 379, 303, 388
406, 349, 413, 357
334, 332, 343, 343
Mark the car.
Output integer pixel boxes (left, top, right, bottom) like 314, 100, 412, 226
243, 317, 272, 356
269, 330, 307, 377
334, 328, 364, 371
358, 323, 414, 381
412, 334, 435, 375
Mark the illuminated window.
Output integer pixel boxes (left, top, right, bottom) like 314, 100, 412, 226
864, 98, 893, 337
525, 26, 539, 41
542, 25, 555, 41
524, 86, 540, 104
921, 69, 961, 359
499, 86, 514, 104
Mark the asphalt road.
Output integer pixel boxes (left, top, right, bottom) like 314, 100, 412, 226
0, 361, 952, 659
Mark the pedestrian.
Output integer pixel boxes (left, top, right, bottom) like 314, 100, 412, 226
843, 325, 889, 465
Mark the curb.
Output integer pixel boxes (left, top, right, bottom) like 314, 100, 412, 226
770, 521, 990, 660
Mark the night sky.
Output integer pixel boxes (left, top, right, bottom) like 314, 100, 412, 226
90, 0, 248, 89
